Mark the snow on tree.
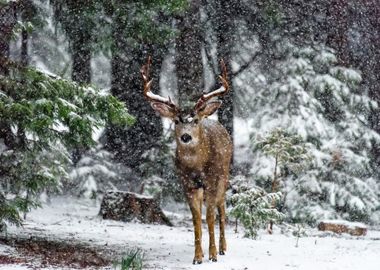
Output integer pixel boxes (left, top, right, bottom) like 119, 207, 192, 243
67, 145, 136, 199
247, 43, 380, 225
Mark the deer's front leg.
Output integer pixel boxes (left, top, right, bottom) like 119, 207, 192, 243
187, 188, 203, 264
206, 200, 217, 262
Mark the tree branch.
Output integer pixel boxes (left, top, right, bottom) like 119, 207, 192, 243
231, 52, 260, 79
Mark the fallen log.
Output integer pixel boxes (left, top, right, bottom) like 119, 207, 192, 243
317, 220, 367, 236
99, 191, 172, 226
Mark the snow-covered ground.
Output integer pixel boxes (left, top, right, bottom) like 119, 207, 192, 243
1, 197, 380, 270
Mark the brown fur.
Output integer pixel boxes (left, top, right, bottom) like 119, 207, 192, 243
141, 57, 231, 264
176, 119, 232, 263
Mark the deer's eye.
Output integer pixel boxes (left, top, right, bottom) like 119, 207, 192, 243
174, 119, 179, 125
194, 119, 199, 124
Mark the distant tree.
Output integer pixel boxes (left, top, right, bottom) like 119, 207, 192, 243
203, 0, 236, 159
326, 0, 349, 66
175, 0, 203, 107
50, 0, 102, 84
104, 1, 186, 174
50, 0, 105, 164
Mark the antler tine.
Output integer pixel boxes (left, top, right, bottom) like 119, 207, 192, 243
141, 56, 153, 97
195, 59, 229, 111
141, 56, 178, 110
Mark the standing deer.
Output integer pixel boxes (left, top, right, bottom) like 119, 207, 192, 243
141, 57, 232, 264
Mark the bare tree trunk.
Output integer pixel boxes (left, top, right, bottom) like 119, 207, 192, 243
104, 11, 163, 174
0, 1, 18, 148
326, 0, 349, 66
213, 0, 234, 138
71, 35, 91, 84
0, 2, 18, 74
175, 0, 203, 107
21, 28, 28, 66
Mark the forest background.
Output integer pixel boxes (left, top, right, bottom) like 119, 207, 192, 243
1, 0, 380, 230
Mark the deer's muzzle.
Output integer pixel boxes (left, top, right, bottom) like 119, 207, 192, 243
180, 133, 192, 143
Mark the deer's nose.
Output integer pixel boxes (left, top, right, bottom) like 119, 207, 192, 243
180, 133, 192, 143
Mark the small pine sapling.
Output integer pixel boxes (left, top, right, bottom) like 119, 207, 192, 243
255, 128, 311, 233
229, 176, 285, 239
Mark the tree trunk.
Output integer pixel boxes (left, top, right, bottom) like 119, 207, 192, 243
99, 190, 172, 226
326, 0, 349, 66
213, 0, 234, 139
0, 2, 18, 148
104, 12, 163, 173
0, 2, 17, 74
20, 28, 28, 66
71, 34, 91, 84
175, 0, 203, 107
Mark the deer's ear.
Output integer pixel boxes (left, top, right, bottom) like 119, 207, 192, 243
197, 101, 222, 118
151, 102, 177, 119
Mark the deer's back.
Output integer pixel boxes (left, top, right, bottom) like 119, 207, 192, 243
202, 119, 232, 169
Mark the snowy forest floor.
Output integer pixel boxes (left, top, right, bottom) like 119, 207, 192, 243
0, 197, 379, 270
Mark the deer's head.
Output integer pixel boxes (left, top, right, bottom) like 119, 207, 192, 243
141, 57, 229, 147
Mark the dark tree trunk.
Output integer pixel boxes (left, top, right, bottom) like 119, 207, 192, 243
0, 2, 18, 149
0, 2, 17, 74
21, 28, 28, 66
70, 33, 92, 165
362, 1, 380, 176
71, 34, 91, 84
175, 0, 203, 107
326, 0, 350, 66
104, 12, 163, 173
64, 2, 92, 165
213, 0, 234, 143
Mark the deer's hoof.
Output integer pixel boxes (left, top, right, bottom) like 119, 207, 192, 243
211, 258, 217, 262
192, 259, 202, 265
219, 251, 225, 255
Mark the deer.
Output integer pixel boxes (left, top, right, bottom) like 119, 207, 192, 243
141, 57, 232, 264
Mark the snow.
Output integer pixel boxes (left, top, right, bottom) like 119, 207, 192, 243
2, 197, 380, 270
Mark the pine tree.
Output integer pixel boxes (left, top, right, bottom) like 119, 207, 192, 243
0, 60, 133, 228
229, 175, 285, 239
255, 128, 311, 194
248, 44, 380, 224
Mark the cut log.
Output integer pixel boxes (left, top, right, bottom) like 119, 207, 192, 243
317, 220, 367, 236
99, 191, 172, 226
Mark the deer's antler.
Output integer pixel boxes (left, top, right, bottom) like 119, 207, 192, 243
141, 56, 179, 111
194, 59, 229, 111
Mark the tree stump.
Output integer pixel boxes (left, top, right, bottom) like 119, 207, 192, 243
99, 191, 172, 226
317, 220, 367, 236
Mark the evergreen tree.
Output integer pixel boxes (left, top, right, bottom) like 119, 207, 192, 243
0, 60, 133, 228
248, 44, 380, 224
255, 128, 311, 194
229, 175, 285, 239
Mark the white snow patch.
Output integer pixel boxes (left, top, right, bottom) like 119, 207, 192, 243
1, 197, 379, 270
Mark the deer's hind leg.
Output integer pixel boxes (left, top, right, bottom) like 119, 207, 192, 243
217, 201, 227, 255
